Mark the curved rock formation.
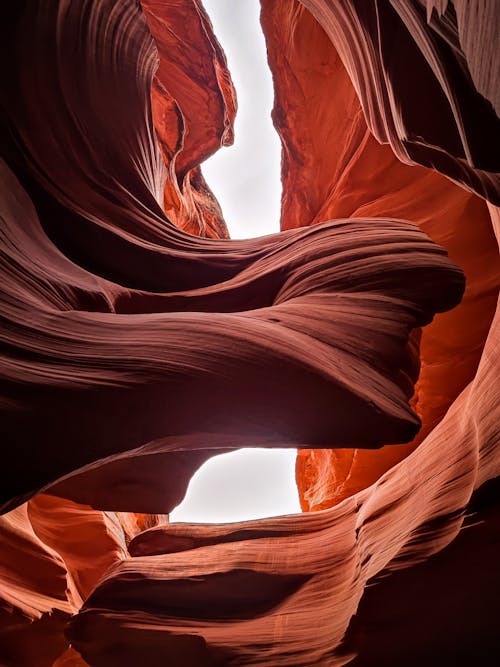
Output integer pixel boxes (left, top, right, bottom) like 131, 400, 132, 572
0, 0, 464, 514
141, 0, 236, 238
262, 0, 499, 510
0, 0, 498, 665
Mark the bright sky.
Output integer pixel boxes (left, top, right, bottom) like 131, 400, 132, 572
170, 448, 301, 523
170, 1, 300, 524
200, 0, 281, 239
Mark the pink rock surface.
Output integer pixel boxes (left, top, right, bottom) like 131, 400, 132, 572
0, 0, 498, 664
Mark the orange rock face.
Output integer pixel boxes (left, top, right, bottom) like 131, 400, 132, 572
262, 0, 499, 510
0, 0, 498, 665
141, 0, 236, 238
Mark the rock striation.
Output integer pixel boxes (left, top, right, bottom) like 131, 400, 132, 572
262, 0, 500, 510
0, 0, 498, 665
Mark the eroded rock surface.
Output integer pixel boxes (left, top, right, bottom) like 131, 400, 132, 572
0, 0, 498, 665
262, 0, 499, 510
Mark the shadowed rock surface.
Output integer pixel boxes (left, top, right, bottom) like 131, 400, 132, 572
0, 0, 498, 665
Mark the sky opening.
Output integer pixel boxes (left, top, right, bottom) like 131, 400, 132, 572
170, 2, 300, 524
201, 0, 282, 239
170, 448, 301, 524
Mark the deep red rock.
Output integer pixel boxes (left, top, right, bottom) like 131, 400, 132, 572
261, 0, 499, 510
0, 0, 498, 665
141, 0, 237, 238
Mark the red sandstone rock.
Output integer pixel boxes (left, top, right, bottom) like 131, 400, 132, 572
0, 0, 498, 665
140, 0, 236, 238
261, 0, 499, 510
52, 648, 89, 667
0, 152, 463, 513
0, 504, 73, 666
301, 0, 500, 204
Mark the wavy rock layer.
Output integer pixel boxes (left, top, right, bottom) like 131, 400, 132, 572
301, 0, 500, 203
0, 0, 498, 665
261, 0, 499, 510
141, 0, 236, 238
69, 302, 500, 664
0, 0, 464, 513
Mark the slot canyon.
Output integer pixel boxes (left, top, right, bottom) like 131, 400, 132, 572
0, 0, 499, 665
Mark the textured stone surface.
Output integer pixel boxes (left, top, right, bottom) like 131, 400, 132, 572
262, 0, 499, 510
0, 0, 498, 664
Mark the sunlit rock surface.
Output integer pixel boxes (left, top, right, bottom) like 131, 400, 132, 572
0, 0, 498, 665
262, 0, 499, 510
141, 0, 236, 238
